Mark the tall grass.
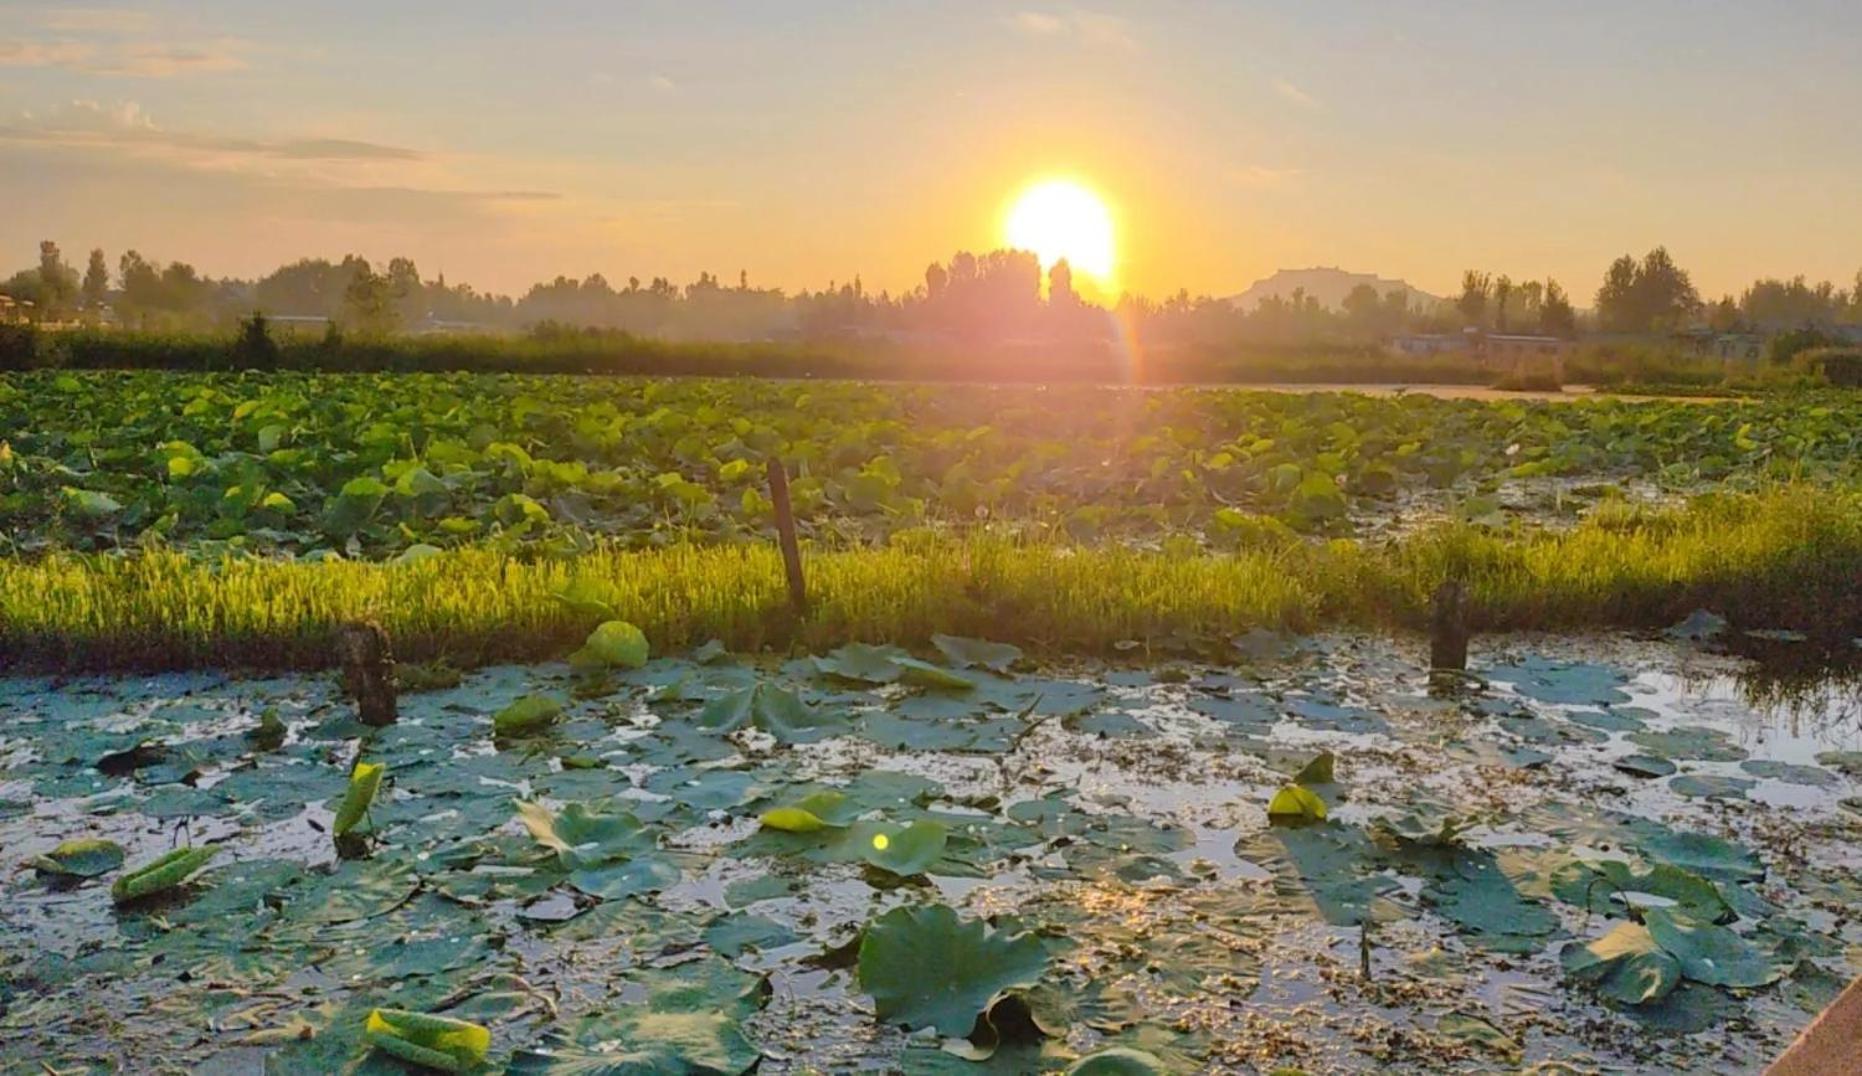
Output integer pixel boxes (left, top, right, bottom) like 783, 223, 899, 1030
4, 326, 1785, 389
3, 488, 1857, 673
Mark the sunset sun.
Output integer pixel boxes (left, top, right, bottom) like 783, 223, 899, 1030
1004, 179, 1117, 286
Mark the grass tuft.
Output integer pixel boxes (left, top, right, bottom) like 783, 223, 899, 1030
3, 488, 1858, 673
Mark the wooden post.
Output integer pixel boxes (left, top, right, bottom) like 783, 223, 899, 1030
1430, 578, 1469, 672
1768, 973, 1862, 1075
337, 620, 398, 727
767, 458, 808, 613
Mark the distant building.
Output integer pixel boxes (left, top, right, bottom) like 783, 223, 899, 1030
1481, 333, 1574, 361
1385, 333, 1470, 357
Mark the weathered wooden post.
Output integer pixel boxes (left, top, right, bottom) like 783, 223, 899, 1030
766, 458, 808, 614
337, 620, 398, 727
1430, 578, 1469, 673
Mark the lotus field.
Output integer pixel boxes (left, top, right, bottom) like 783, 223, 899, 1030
3, 371, 1862, 1074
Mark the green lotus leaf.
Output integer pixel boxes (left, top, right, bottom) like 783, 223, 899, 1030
494, 694, 564, 738
570, 620, 650, 670
695, 684, 847, 743
332, 761, 384, 838
1560, 922, 1681, 1005
931, 634, 1023, 673
860, 820, 949, 877
29, 837, 125, 878
112, 845, 218, 904
363, 1008, 490, 1074
1643, 908, 1786, 988
1550, 860, 1732, 924
857, 903, 1049, 1037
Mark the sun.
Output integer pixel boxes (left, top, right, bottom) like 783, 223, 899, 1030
1004, 178, 1116, 287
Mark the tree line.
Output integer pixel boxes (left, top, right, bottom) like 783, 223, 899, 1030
5, 239, 1859, 349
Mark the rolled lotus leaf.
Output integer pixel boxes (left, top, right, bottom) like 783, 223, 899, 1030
493, 694, 563, 738
333, 761, 385, 838
111, 845, 218, 904
29, 837, 125, 878
363, 1008, 491, 1073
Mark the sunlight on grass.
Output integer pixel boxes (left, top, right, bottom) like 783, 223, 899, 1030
3, 487, 1858, 671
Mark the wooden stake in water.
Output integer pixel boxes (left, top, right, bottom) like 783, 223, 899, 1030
767, 458, 808, 613
1430, 578, 1469, 672
337, 620, 399, 726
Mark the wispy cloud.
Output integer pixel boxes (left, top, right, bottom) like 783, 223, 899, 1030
0, 39, 95, 67
648, 73, 675, 93
1272, 78, 1321, 110
1007, 9, 1138, 52
0, 100, 561, 211
1230, 164, 1305, 189
34, 7, 156, 35
1, 100, 420, 160
0, 33, 250, 77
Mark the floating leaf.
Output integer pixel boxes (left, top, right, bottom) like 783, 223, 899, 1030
1738, 760, 1838, 787
515, 800, 654, 868
1638, 831, 1764, 883
932, 634, 1022, 673
362, 1009, 490, 1074
1067, 1048, 1169, 1075
893, 656, 974, 691
1626, 727, 1748, 763
1643, 908, 1786, 988
1613, 754, 1676, 779
28, 837, 125, 878
1437, 1012, 1520, 1061
860, 820, 949, 877
1550, 860, 1732, 923
493, 695, 564, 738
1561, 922, 1681, 1005
758, 790, 857, 833
695, 683, 847, 743
112, 845, 218, 904
332, 761, 384, 838
1669, 774, 1755, 800
247, 707, 287, 752
858, 904, 1049, 1037
567, 856, 682, 900
1292, 750, 1335, 786
813, 643, 907, 684
570, 620, 650, 670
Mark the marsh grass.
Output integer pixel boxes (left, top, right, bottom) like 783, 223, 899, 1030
3, 489, 1858, 672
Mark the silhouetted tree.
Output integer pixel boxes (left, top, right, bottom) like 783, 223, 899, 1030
1539, 280, 1577, 338
1493, 275, 1514, 333
82, 249, 109, 311
1457, 271, 1492, 328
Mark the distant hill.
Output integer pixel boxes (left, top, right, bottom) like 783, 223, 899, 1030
1227, 267, 1444, 313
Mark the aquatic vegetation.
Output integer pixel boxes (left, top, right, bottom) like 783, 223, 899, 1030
110, 845, 218, 904
5, 371, 1861, 560
4, 485, 1861, 673
2, 638, 1856, 1071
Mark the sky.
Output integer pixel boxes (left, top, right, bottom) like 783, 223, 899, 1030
2, 1, 1859, 302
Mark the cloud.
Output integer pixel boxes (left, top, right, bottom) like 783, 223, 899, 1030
0, 39, 96, 67
648, 73, 675, 93
1272, 78, 1321, 110
0, 101, 422, 160
1006, 9, 1137, 52
34, 7, 156, 35
0, 100, 561, 214
1011, 12, 1066, 36
1230, 164, 1305, 189
0, 35, 249, 77
89, 41, 249, 77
